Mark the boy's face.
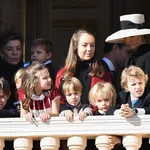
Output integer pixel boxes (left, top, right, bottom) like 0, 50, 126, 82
65, 91, 81, 107
126, 77, 146, 99
31, 45, 51, 63
0, 89, 10, 110
95, 98, 113, 113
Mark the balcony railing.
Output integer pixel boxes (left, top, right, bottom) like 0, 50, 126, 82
0, 115, 149, 150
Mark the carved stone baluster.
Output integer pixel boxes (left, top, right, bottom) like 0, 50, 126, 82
123, 135, 142, 150
40, 137, 60, 150
0, 138, 4, 150
14, 138, 33, 150
67, 136, 87, 150
96, 135, 112, 150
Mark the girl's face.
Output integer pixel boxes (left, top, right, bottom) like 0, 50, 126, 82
65, 90, 81, 107
94, 94, 113, 113
2, 40, 22, 65
77, 33, 95, 61
31, 45, 51, 63
126, 77, 146, 99
34, 68, 52, 95
0, 89, 10, 110
124, 35, 143, 49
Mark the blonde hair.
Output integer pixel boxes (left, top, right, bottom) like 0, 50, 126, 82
22, 61, 48, 110
61, 77, 83, 95
121, 65, 148, 91
14, 68, 25, 85
89, 82, 117, 106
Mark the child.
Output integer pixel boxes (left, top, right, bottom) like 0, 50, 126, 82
19, 61, 60, 123
24, 38, 55, 82
0, 77, 19, 117
14, 68, 25, 90
89, 82, 125, 150
14, 68, 25, 113
59, 77, 92, 121
117, 65, 150, 117
115, 65, 150, 150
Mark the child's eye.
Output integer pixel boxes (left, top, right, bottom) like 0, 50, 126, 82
104, 99, 109, 102
37, 51, 42, 54
6, 47, 13, 51
82, 45, 87, 47
74, 92, 78, 95
66, 93, 72, 97
97, 99, 102, 102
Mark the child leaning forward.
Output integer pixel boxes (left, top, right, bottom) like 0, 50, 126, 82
59, 77, 92, 121
89, 82, 126, 150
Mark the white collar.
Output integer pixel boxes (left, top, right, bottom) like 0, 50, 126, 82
102, 57, 115, 71
98, 109, 105, 115
31, 93, 45, 101
130, 94, 138, 101
44, 59, 52, 65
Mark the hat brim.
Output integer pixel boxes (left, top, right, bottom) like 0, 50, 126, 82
105, 29, 150, 43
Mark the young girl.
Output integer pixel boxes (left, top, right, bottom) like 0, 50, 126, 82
19, 61, 60, 123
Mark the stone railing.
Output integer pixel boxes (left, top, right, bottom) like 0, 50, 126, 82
0, 115, 150, 150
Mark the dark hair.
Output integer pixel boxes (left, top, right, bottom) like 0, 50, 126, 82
0, 30, 23, 51
103, 42, 127, 54
103, 42, 114, 54
31, 38, 53, 53
0, 77, 10, 96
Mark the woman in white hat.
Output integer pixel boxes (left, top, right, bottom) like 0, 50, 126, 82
106, 14, 150, 91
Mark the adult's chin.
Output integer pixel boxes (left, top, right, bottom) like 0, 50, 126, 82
8, 60, 20, 65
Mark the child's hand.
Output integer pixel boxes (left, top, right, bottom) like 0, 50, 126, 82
108, 135, 121, 146
39, 112, 51, 122
24, 112, 34, 123
78, 111, 88, 121
64, 110, 73, 121
120, 104, 135, 117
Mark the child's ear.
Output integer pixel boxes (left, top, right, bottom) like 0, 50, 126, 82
8, 91, 11, 99
46, 52, 52, 59
124, 86, 128, 92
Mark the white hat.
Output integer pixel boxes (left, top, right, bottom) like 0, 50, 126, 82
105, 14, 150, 43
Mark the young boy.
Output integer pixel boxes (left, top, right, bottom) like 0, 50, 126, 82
23, 38, 55, 82
116, 65, 150, 150
117, 65, 150, 117
0, 77, 19, 117
89, 82, 125, 150
59, 77, 92, 121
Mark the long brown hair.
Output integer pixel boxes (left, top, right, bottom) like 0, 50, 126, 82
63, 28, 104, 79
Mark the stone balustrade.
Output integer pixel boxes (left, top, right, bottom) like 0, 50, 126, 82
0, 115, 149, 150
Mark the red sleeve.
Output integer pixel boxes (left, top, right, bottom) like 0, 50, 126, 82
18, 88, 24, 102
55, 68, 65, 88
91, 71, 111, 88
49, 87, 61, 101
103, 71, 112, 83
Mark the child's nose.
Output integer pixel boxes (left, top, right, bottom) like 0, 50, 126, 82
71, 94, 76, 98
